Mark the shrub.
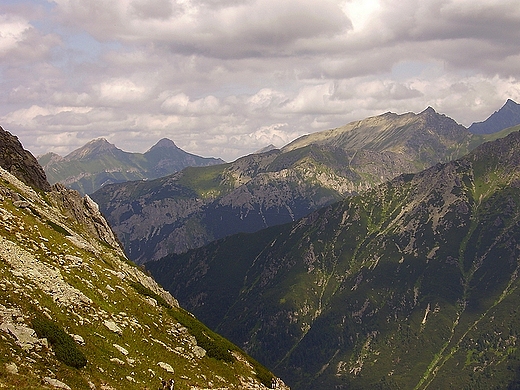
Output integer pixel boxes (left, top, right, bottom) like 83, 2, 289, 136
247, 355, 275, 388
168, 307, 234, 363
31, 315, 87, 369
129, 281, 172, 309
46, 220, 71, 236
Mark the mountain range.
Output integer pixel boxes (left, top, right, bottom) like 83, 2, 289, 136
38, 137, 224, 195
90, 106, 517, 264
0, 126, 288, 390
147, 129, 520, 389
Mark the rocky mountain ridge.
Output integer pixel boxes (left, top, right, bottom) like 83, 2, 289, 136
0, 127, 288, 390
38, 137, 224, 195
91, 107, 516, 264
284, 107, 465, 157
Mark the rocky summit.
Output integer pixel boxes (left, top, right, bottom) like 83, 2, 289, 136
148, 131, 520, 389
0, 126, 288, 390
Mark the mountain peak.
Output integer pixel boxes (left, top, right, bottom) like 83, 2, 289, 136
65, 138, 119, 160
40, 137, 225, 195
147, 138, 179, 152
85, 137, 116, 149
468, 99, 520, 134
420, 106, 437, 114
254, 144, 278, 154
283, 107, 466, 157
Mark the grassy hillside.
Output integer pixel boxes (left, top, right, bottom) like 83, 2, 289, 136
0, 164, 287, 389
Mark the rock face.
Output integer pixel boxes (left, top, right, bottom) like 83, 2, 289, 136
48, 183, 125, 255
148, 131, 520, 389
469, 99, 520, 134
38, 137, 225, 195
0, 130, 288, 390
92, 107, 511, 264
0, 126, 52, 192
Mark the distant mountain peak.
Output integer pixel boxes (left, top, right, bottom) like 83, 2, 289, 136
283, 106, 466, 156
469, 99, 520, 134
40, 137, 225, 195
65, 138, 119, 160
420, 106, 437, 114
86, 137, 113, 147
147, 138, 179, 152
37, 151, 64, 164
86, 137, 117, 150
254, 144, 278, 154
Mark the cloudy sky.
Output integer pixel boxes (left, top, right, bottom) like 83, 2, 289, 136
1, 0, 520, 161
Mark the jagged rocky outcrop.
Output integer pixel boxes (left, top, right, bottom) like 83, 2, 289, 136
148, 131, 520, 389
39, 137, 225, 195
469, 99, 520, 134
0, 126, 52, 192
92, 107, 513, 264
48, 183, 125, 255
0, 129, 288, 389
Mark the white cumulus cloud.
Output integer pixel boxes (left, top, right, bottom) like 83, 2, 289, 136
0, 0, 519, 161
